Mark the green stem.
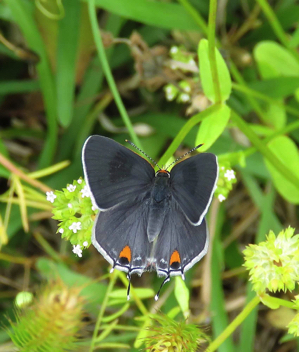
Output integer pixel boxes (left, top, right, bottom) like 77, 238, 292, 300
177, 0, 208, 35
159, 104, 221, 167
208, 0, 221, 103
207, 296, 260, 352
89, 271, 118, 352
87, 0, 142, 148
232, 82, 299, 117
231, 111, 299, 189
255, 0, 299, 61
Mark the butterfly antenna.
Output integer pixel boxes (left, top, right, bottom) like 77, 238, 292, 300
165, 144, 204, 170
125, 140, 161, 170
154, 275, 170, 301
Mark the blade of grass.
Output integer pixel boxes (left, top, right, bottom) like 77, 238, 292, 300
13, 176, 29, 232
0, 80, 39, 95
177, 0, 208, 34
56, 0, 81, 127
210, 205, 235, 352
57, 14, 124, 161
87, 0, 141, 148
4, 0, 58, 168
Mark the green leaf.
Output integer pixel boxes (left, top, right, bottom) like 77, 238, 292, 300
174, 277, 189, 319
195, 104, 230, 151
254, 41, 299, 79
83, 0, 200, 31
264, 136, 299, 204
263, 103, 286, 130
248, 77, 299, 99
56, 0, 81, 127
198, 39, 232, 103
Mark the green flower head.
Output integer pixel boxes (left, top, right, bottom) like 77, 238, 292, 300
243, 227, 299, 293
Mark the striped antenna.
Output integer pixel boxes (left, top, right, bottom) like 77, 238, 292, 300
165, 144, 204, 170
125, 140, 161, 170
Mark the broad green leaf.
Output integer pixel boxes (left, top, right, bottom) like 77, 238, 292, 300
174, 277, 189, 319
83, 0, 200, 31
263, 103, 286, 129
264, 136, 299, 204
248, 77, 299, 99
196, 104, 230, 151
198, 39, 232, 103
254, 41, 299, 79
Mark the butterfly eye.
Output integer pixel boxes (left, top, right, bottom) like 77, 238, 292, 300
170, 250, 181, 270
119, 245, 131, 265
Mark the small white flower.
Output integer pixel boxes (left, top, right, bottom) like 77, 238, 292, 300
77, 179, 82, 184
83, 241, 88, 247
221, 166, 225, 170
81, 185, 91, 198
170, 46, 178, 54
180, 93, 190, 102
218, 194, 226, 202
183, 85, 191, 93
59, 228, 64, 234
91, 205, 97, 211
69, 222, 81, 233
46, 191, 56, 203
67, 184, 76, 192
68, 203, 72, 208
224, 169, 236, 181
72, 244, 82, 257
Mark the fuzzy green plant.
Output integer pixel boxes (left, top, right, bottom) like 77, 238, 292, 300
48, 177, 97, 256
243, 227, 299, 293
7, 280, 86, 352
145, 313, 209, 352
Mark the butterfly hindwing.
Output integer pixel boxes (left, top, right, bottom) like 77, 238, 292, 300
170, 153, 218, 225
152, 199, 208, 277
92, 194, 152, 275
82, 135, 155, 210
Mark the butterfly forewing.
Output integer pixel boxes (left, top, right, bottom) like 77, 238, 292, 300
170, 153, 218, 225
82, 135, 155, 210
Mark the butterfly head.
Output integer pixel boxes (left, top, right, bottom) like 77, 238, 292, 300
155, 169, 170, 178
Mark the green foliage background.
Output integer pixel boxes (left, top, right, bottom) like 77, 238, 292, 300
0, 0, 299, 351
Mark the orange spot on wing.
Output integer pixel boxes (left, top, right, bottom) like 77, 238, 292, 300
119, 246, 131, 262
170, 250, 180, 265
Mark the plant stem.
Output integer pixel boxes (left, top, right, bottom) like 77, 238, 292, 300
255, 0, 299, 61
159, 104, 221, 166
207, 296, 260, 352
0, 153, 52, 193
208, 0, 221, 103
231, 111, 299, 190
89, 271, 118, 352
177, 0, 208, 35
87, 0, 142, 148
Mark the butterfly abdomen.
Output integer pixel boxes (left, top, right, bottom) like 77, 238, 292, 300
146, 171, 171, 243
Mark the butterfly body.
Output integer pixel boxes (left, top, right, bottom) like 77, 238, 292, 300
82, 135, 218, 298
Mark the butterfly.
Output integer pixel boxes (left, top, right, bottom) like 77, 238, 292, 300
82, 135, 218, 300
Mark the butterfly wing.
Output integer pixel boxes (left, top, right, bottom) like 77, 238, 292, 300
170, 153, 218, 225
92, 194, 152, 275
82, 135, 155, 210
151, 199, 208, 277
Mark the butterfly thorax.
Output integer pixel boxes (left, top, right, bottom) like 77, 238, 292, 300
147, 170, 171, 243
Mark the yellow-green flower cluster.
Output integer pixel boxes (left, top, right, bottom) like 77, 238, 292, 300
243, 227, 299, 293
287, 295, 299, 336
214, 162, 237, 202
146, 314, 209, 352
48, 178, 97, 249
